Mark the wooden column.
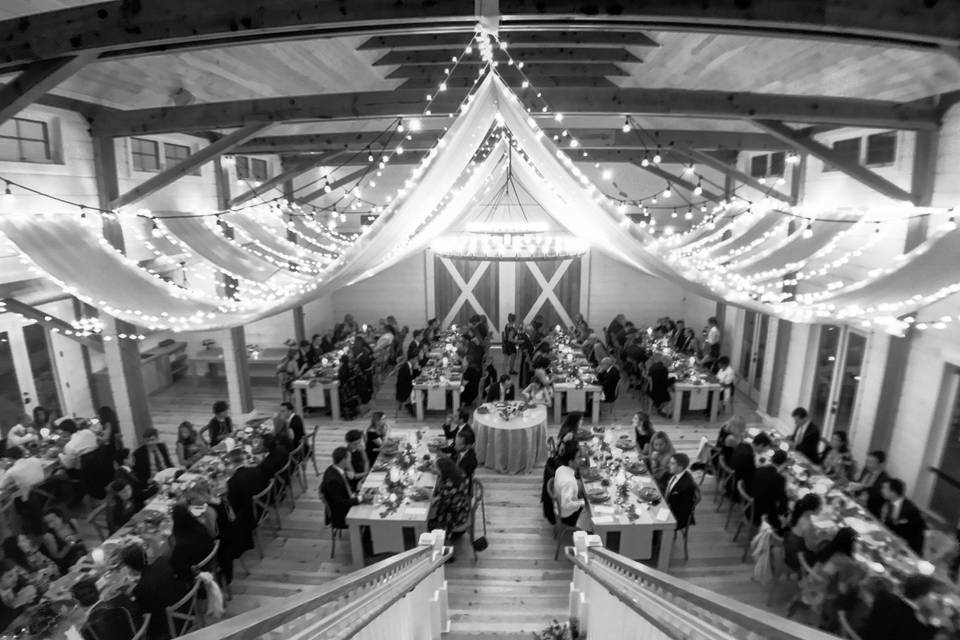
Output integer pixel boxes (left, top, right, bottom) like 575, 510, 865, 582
790, 154, 807, 205
92, 135, 124, 251
905, 129, 939, 251
102, 317, 151, 446
213, 157, 254, 413
220, 327, 254, 414
293, 307, 306, 343
869, 328, 914, 454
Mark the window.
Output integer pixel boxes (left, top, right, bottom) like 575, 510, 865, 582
823, 137, 861, 173
749, 152, 785, 177
235, 155, 269, 182
768, 151, 785, 177
131, 138, 160, 172
0, 117, 52, 162
164, 142, 201, 176
749, 155, 768, 178
865, 131, 897, 166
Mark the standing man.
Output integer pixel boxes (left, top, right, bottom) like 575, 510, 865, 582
701, 316, 721, 367
664, 453, 699, 530
789, 407, 821, 461
278, 401, 305, 448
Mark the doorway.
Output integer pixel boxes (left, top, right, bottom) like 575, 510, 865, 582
809, 325, 868, 436
0, 316, 64, 429
737, 312, 770, 402
929, 368, 960, 527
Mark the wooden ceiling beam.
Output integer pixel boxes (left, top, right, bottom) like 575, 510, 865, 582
91, 88, 939, 137
677, 147, 796, 204
229, 151, 343, 207
397, 74, 618, 90
0, 1, 956, 74
751, 119, 915, 202
0, 54, 94, 126
110, 123, 270, 209
373, 47, 643, 66
385, 62, 629, 79
1, 298, 103, 351
633, 163, 723, 201
359, 30, 660, 50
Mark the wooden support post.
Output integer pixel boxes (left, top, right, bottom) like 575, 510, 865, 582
679, 147, 795, 204
110, 123, 270, 210
282, 168, 298, 244
905, 129, 939, 251
869, 328, 914, 454
92, 135, 124, 251
293, 307, 306, 343
221, 327, 254, 414
213, 157, 240, 300
102, 317, 151, 446
752, 119, 914, 202
790, 154, 807, 205
0, 55, 93, 126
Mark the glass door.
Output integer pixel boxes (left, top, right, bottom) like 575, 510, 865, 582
0, 316, 41, 424
0, 332, 26, 432
930, 370, 960, 527
809, 325, 867, 436
737, 312, 770, 402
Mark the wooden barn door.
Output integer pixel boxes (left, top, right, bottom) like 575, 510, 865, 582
434, 256, 500, 339
515, 258, 581, 329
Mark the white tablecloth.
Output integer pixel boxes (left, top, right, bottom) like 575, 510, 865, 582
473, 404, 548, 474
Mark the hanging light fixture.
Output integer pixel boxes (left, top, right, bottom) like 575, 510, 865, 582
432, 144, 588, 262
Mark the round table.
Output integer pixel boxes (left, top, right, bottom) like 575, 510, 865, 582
473, 403, 548, 474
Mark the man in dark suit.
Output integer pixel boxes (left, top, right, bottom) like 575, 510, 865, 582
204, 400, 233, 447
113, 448, 149, 510
880, 478, 927, 554
789, 407, 821, 461
278, 401, 305, 448
320, 447, 371, 530
861, 575, 938, 640
442, 408, 474, 455
852, 450, 889, 518
344, 429, 368, 491
257, 433, 290, 479
226, 448, 269, 553
460, 356, 482, 408
751, 450, 789, 527
665, 453, 699, 530
132, 428, 174, 483
730, 432, 767, 499
121, 543, 190, 639
597, 357, 621, 403
395, 354, 419, 417
454, 429, 478, 480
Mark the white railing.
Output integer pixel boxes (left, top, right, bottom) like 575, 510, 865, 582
566, 532, 836, 640
181, 530, 450, 640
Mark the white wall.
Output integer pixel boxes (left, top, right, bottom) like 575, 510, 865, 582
331, 252, 428, 330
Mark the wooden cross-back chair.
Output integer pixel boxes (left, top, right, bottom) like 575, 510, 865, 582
252, 478, 280, 558
166, 576, 205, 638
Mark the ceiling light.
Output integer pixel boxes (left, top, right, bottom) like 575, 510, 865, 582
621, 119, 631, 133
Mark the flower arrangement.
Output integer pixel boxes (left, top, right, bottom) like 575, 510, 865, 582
533, 619, 579, 640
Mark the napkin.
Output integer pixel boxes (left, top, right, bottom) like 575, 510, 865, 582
65, 627, 83, 640
366, 472, 387, 486
592, 504, 616, 515
655, 508, 671, 522
222, 437, 236, 452
405, 505, 429, 518
592, 515, 616, 525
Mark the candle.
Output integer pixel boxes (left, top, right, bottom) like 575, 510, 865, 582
389, 467, 401, 483
40, 427, 50, 440
91, 547, 105, 565
917, 560, 935, 576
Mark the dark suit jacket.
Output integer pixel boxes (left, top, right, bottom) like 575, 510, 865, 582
791, 421, 821, 461
205, 416, 233, 447
861, 589, 937, 640
170, 530, 215, 583
288, 414, 305, 447
855, 469, 889, 518
599, 366, 620, 402
320, 465, 358, 529
457, 448, 478, 479
882, 498, 927, 554
258, 444, 290, 480
227, 466, 269, 552
665, 471, 698, 530
396, 361, 418, 402
751, 465, 788, 526
461, 365, 482, 406
406, 339, 420, 363
132, 443, 173, 483
131, 556, 190, 638
730, 442, 756, 496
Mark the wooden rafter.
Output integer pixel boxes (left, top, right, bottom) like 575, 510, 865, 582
359, 30, 661, 50
399, 75, 618, 90
751, 119, 914, 202
385, 62, 629, 79
90, 88, 939, 137
0, 55, 94, 126
110, 124, 270, 209
677, 147, 796, 205
374, 47, 643, 66
1, 298, 103, 351
0, 1, 956, 75
229, 151, 343, 207
633, 163, 723, 202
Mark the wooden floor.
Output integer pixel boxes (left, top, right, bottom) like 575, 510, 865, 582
129, 364, 783, 638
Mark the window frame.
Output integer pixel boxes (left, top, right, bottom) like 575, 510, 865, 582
864, 131, 897, 167
823, 137, 862, 173
0, 116, 53, 163
749, 154, 768, 178
130, 137, 161, 173
163, 142, 201, 176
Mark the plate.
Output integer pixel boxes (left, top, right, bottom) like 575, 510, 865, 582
587, 491, 610, 504
625, 462, 647, 475
638, 486, 659, 502
408, 488, 432, 502
580, 468, 602, 482
616, 440, 635, 450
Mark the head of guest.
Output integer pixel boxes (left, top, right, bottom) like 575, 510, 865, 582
344, 314, 354, 325
633, 411, 654, 436
119, 543, 148, 573
599, 356, 615, 371
412, 329, 423, 342
115, 447, 132, 468
370, 411, 386, 431
345, 429, 364, 452
386, 315, 398, 328
177, 421, 197, 444
298, 340, 310, 354
455, 428, 475, 453
261, 433, 278, 455
902, 574, 938, 607
724, 415, 747, 440
533, 368, 550, 388
751, 432, 772, 452
684, 327, 696, 340
707, 316, 718, 327
675, 319, 685, 331
771, 449, 789, 469
227, 448, 248, 467
427, 318, 438, 329
171, 503, 207, 541
865, 450, 886, 473
557, 440, 579, 468
332, 446, 351, 471
716, 356, 731, 370
498, 373, 512, 386
668, 452, 690, 476
561, 412, 584, 436
142, 428, 161, 447
311, 334, 322, 347
71, 577, 100, 607
32, 406, 48, 427
383, 324, 396, 337
56, 418, 78, 434
790, 493, 823, 527
457, 407, 472, 425
213, 400, 230, 419
881, 477, 906, 503
650, 431, 674, 457
97, 406, 118, 431
830, 431, 849, 453
818, 526, 857, 563
790, 406, 809, 428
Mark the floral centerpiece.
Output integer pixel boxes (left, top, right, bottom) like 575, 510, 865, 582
533, 619, 580, 639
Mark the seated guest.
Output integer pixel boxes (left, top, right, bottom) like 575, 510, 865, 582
861, 575, 938, 640
597, 357, 621, 405
1, 535, 58, 585
784, 494, 824, 572
226, 449, 268, 554
395, 354, 419, 417
175, 421, 205, 467
731, 432, 769, 497
552, 443, 584, 527
803, 527, 865, 633
132, 428, 174, 483
880, 478, 927, 554
40, 508, 86, 573
31, 406, 52, 432
105, 478, 138, 534
96, 405, 123, 457
320, 447, 367, 530
751, 450, 789, 527
428, 457, 471, 544
6, 414, 38, 448
169, 503, 215, 583
531, 342, 552, 372
646, 431, 676, 492
0, 558, 40, 628
486, 374, 515, 402
442, 408, 473, 452
714, 356, 736, 409
522, 368, 554, 406
58, 419, 100, 470
257, 433, 290, 479
460, 356, 482, 407
664, 453, 699, 530
333, 314, 359, 342
203, 400, 233, 446
366, 411, 388, 467
646, 355, 673, 416
295, 339, 313, 376
113, 448, 148, 510
820, 430, 856, 481
714, 415, 746, 467
633, 411, 655, 456
850, 450, 889, 518
557, 411, 584, 445
454, 429, 478, 480
277, 401, 305, 447
480, 364, 499, 402
344, 429, 368, 491
72, 576, 142, 640
790, 406, 821, 461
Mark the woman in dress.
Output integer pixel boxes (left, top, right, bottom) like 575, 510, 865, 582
176, 421, 206, 467
783, 493, 825, 572
40, 508, 86, 574
429, 457, 471, 542
646, 355, 673, 416
277, 347, 300, 403
169, 504, 215, 584
715, 415, 747, 467
820, 431, 856, 482
646, 431, 676, 492
96, 405, 123, 457
557, 412, 584, 445
522, 369, 554, 407
502, 313, 520, 375
633, 411, 655, 456
105, 478, 138, 534
2, 534, 59, 584
365, 411, 388, 467
803, 527, 866, 632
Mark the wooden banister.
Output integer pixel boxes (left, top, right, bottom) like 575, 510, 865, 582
567, 546, 837, 640
180, 543, 449, 640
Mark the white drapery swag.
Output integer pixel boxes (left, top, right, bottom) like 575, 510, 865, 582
1, 72, 958, 332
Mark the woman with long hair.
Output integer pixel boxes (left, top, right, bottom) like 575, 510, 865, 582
169, 504, 215, 583
96, 405, 122, 455
175, 421, 206, 467
40, 508, 86, 574
633, 411, 655, 456
820, 431, 856, 481
646, 431, 676, 491
557, 411, 584, 445
784, 493, 825, 572
428, 456, 471, 542
802, 527, 865, 631
365, 411, 387, 467
105, 478, 138, 534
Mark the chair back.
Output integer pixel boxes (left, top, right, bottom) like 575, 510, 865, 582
837, 610, 863, 640
190, 539, 220, 575
693, 436, 710, 464
797, 549, 814, 579
166, 575, 205, 637
276, 458, 293, 485
736, 479, 753, 519
86, 502, 110, 541
289, 440, 305, 466
470, 479, 486, 538
546, 478, 563, 523
132, 613, 151, 640
253, 479, 276, 526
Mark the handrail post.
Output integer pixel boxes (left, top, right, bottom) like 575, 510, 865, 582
419, 529, 450, 638
569, 532, 603, 635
